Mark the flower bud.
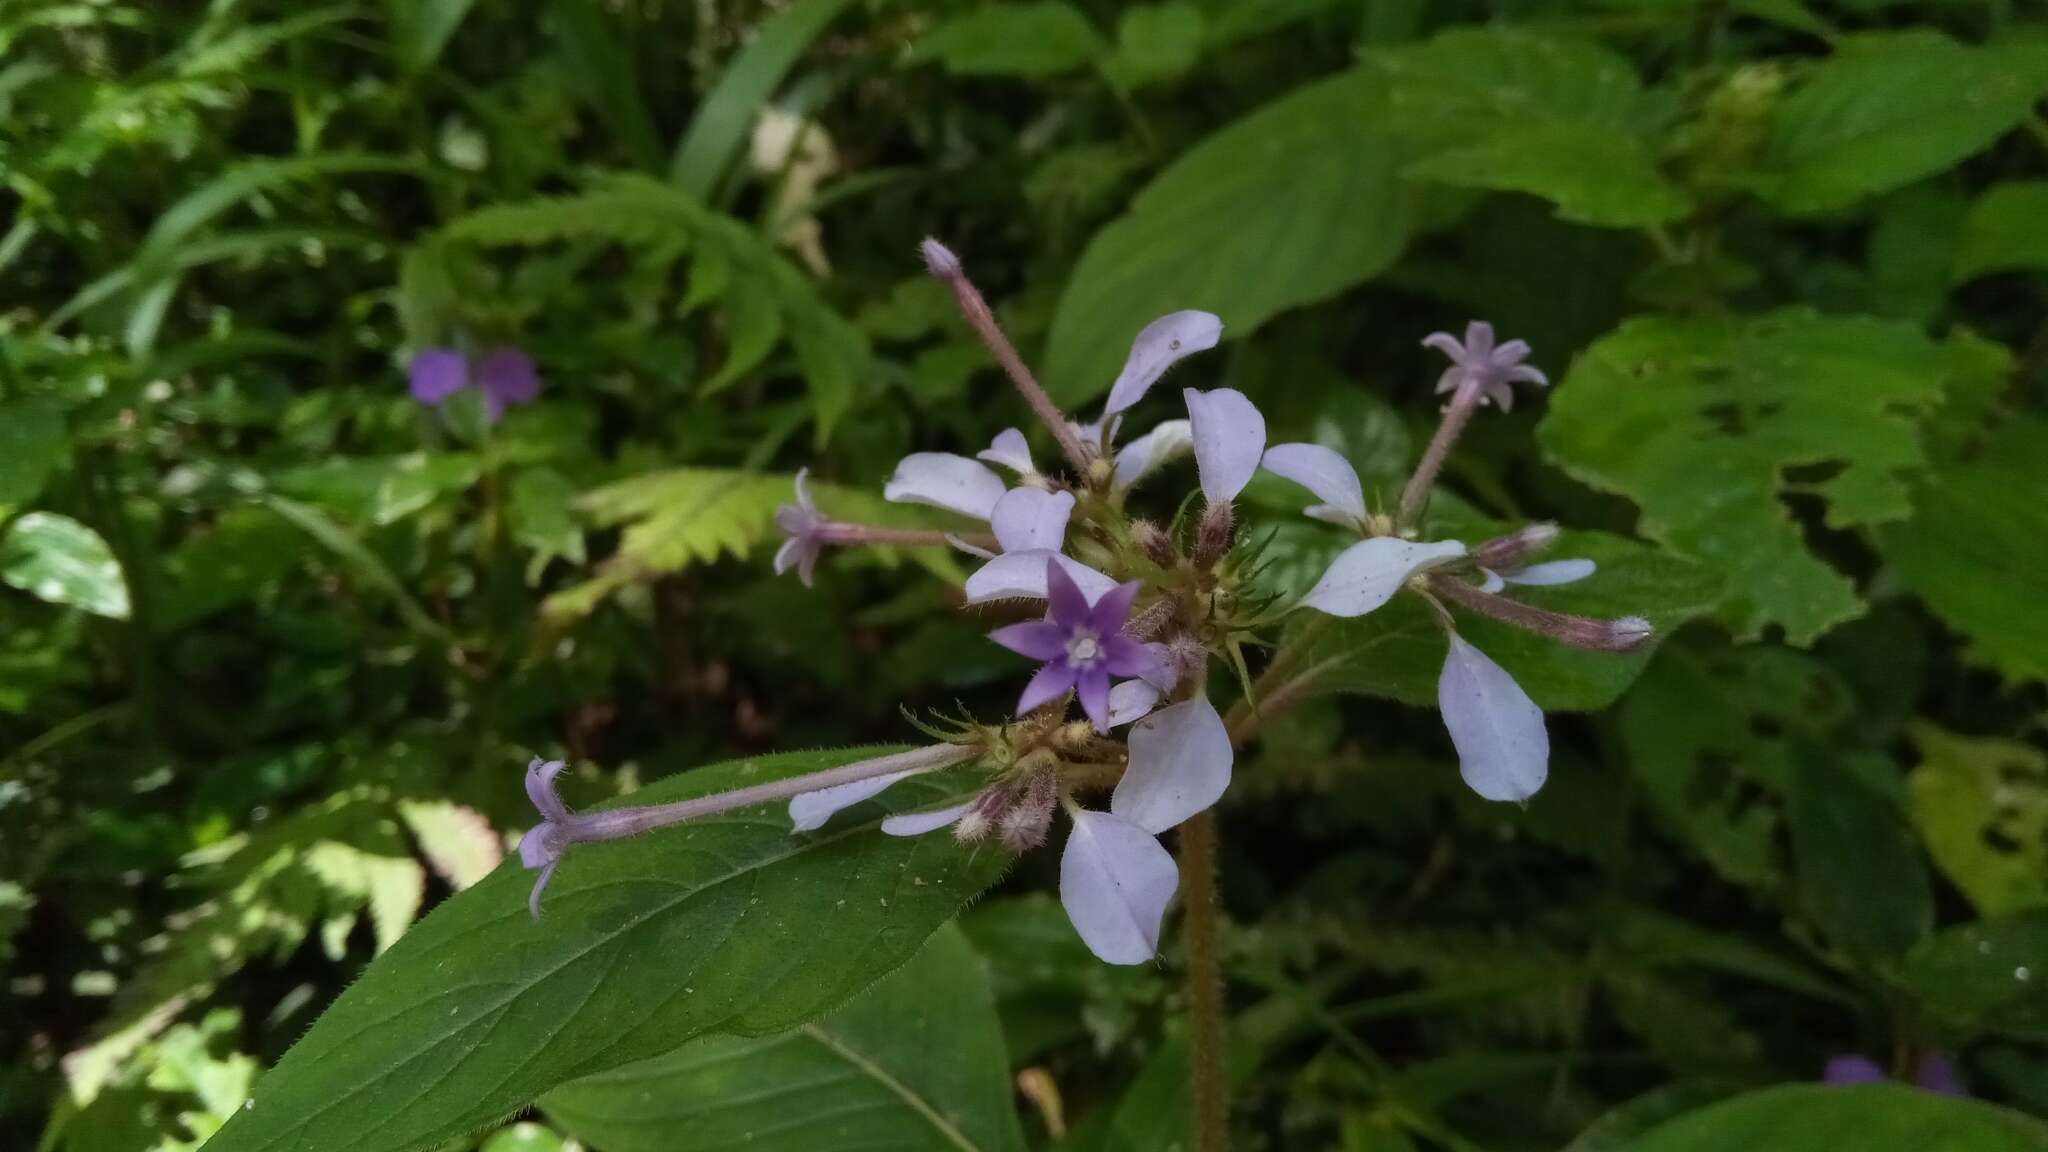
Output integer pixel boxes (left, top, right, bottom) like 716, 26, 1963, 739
1471, 522, 1560, 570
919, 237, 962, 279
1193, 500, 1235, 567
1000, 772, 1057, 853
1132, 520, 1177, 568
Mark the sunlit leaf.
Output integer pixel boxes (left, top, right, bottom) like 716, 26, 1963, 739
0, 512, 130, 619
1909, 727, 2048, 917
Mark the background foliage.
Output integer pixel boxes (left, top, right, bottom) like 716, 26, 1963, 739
3, 0, 2047, 1148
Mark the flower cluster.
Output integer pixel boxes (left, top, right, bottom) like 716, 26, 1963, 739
516, 240, 1653, 965
408, 344, 541, 424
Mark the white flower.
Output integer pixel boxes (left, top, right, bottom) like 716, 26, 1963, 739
1060, 808, 1179, 965
1104, 311, 1224, 416
1184, 388, 1265, 504
884, 452, 1007, 520
1111, 419, 1192, 495
1261, 443, 1369, 533
1438, 634, 1547, 802
1477, 558, 1597, 594
1299, 538, 1466, 618
962, 487, 1118, 604
977, 427, 1036, 476
1110, 697, 1232, 834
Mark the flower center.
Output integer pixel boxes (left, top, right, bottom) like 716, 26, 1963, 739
1065, 631, 1102, 666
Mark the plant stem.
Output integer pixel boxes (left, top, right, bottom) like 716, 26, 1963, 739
926, 246, 1094, 474
1396, 381, 1481, 531
1180, 808, 1227, 1152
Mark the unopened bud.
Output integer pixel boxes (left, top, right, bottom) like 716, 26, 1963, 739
1125, 597, 1176, 641
1132, 520, 1177, 568
1192, 501, 1235, 567
1086, 456, 1113, 489
1471, 522, 1560, 570
919, 237, 962, 279
1000, 772, 1057, 853
1610, 615, 1654, 650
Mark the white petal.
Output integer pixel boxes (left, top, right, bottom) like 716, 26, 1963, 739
1261, 443, 1366, 528
773, 536, 802, 576
1184, 388, 1266, 504
946, 533, 998, 560
1104, 311, 1224, 415
1110, 420, 1193, 495
1438, 635, 1548, 802
964, 550, 1118, 604
990, 487, 1075, 553
881, 800, 975, 837
790, 769, 920, 832
1112, 696, 1232, 834
1300, 538, 1466, 618
883, 453, 1007, 521
1106, 680, 1161, 728
1478, 567, 1506, 594
977, 428, 1035, 475
1503, 558, 1596, 587
1060, 809, 1179, 965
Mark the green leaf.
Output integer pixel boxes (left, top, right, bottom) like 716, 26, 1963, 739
1625, 1084, 2048, 1151
385, 0, 476, 73
1955, 182, 2048, 281
1619, 645, 1857, 890
1904, 912, 2048, 1038
909, 3, 1106, 77
508, 467, 587, 581
549, 0, 663, 171
1368, 27, 1686, 227
1402, 121, 1689, 227
1105, 4, 1206, 90
1538, 310, 1971, 644
1909, 726, 2048, 917
1786, 751, 1931, 961
1562, 1082, 1747, 1152
669, 0, 863, 198
202, 748, 1010, 1152
1739, 32, 2048, 215
1878, 414, 2048, 682
1278, 525, 1720, 711
1045, 69, 1407, 407
0, 512, 129, 619
543, 924, 1027, 1152
0, 395, 65, 506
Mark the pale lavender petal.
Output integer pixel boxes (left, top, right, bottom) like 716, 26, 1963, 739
1492, 338, 1531, 365
1106, 679, 1160, 727
1076, 663, 1112, 732
1824, 1056, 1888, 1086
883, 800, 974, 837
1434, 366, 1463, 395
408, 348, 468, 406
989, 620, 1068, 661
1477, 566, 1506, 594
773, 536, 814, 586
1018, 660, 1080, 715
1420, 332, 1463, 358
1044, 553, 1092, 630
1462, 320, 1495, 361
990, 488, 1075, 554
1139, 642, 1178, 691
946, 533, 999, 560
963, 550, 1117, 604
884, 453, 1007, 521
977, 427, 1036, 474
527, 859, 559, 919
1112, 696, 1231, 834
525, 758, 570, 823
1059, 809, 1179, 965
789, 768, 921, 833
1504, 364, 1549, 387
1111, 419, 1192, 495
1261, 443, 1366, 528
1100, 634, 1160, 680
1300, 538, 1466, 618
1438, 634, 1548, 803
1914, 1053, 1965, 1096
517, 825, 555, 870
478, 347, 540, 408
1104, 311, 1223, 415
1089, 580, 1142, 633
1503, 558, 1596, 587
1184, 388, 1266, 504
794, 467, 814, 511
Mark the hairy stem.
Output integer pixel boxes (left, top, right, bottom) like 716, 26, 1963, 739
1396, 380, 1482, 531
1181, 809, 1227, 1152
819, 523, 996, 550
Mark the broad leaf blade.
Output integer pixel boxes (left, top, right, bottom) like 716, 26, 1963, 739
1624, 1083, 2048, 1150
204, 748, 1008, 1152
543, 923, 1027, 1152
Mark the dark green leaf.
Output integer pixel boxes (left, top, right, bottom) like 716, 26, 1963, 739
909, 3, 1106, 77
0, 395, 65, 507
1955, 181, 2048, 281
543, 924, 1027, 1152
1046, 69, 1407, 407
203, 748, 1010, 1152
1786, 750, 1931, 961
1906, 912, 2048, 1038
385, 0, 476, 73
1539, 310, 1975, 644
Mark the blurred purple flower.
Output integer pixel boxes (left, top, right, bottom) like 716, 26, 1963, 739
1824, 1053, 1967, 1096
990, 558, 1159, 731
407, 345, 541, 424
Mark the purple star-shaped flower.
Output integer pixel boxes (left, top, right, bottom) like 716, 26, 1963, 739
407, 345, 541, 424
1421, 321, 1548, 411
991, 559, 1157, 731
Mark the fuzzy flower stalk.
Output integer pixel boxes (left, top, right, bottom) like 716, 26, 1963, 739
518, 238, 1661, 977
